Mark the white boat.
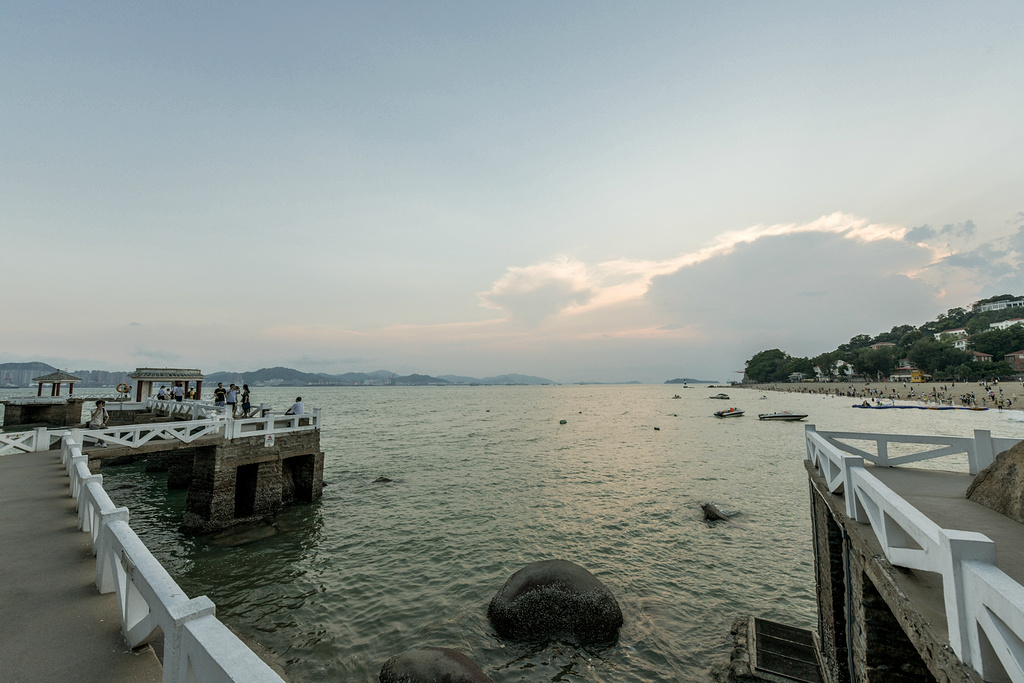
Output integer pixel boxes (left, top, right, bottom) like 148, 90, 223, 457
709, 393, 730, 400
714, 408, 744, 418
758, 411, 808, 421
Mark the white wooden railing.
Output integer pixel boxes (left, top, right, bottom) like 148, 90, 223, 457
806, 425, 1024, 682
0, 427, 61, 455
62, 436, 284, 682
2, 408, 321, 455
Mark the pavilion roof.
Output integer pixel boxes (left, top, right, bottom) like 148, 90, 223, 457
32, 370, 82, 383
129, 367, 205, 380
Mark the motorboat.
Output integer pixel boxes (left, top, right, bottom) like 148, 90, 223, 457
709, 393, 730, 400
758, 411, 808, 421
714, 407, 744, 418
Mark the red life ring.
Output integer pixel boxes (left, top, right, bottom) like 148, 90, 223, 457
116, 383, 130, 394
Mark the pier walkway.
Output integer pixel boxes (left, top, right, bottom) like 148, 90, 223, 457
0, 399, 318, 682
806, 426, 1024, 682
0, 450, 162, 682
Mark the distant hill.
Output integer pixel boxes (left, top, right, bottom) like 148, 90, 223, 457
1, 361, 58, 386
436, 373, 556, 385
204, 367, 451, 386
665, 378, 717, 384
3, 362, 555, 388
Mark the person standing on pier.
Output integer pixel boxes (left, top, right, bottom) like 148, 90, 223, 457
213, 382, 227, 407
226, 384, 239, 416
240, 384, 251, 417
172, 382, 184, 402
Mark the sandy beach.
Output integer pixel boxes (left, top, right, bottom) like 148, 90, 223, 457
738, 379, 1024, 409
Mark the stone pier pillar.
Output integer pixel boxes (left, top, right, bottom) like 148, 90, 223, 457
181, 431, 323, 534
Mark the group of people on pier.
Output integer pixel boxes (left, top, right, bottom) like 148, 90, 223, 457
212, 382, 252, 417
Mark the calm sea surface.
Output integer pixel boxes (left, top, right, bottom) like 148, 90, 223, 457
11, 384, 1024, 681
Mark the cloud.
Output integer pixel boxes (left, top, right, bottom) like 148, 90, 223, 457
478, 212, 909, 323
940, 220, 976, 239
905, 224, 936, 242
131, 346, 182, 361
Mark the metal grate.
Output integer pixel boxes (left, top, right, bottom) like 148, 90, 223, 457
751, 617, 823, 683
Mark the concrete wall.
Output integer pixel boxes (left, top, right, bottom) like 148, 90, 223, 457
807, 463, 979, 683
1, 399, 84, 427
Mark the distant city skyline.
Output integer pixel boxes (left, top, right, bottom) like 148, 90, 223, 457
3, 3, 1023, 384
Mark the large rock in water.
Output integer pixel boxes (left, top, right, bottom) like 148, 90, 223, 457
487, 559, 623, 645
379, 647, 491, 683
967, 441, 1024, 523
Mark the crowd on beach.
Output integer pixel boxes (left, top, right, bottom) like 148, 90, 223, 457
745, 379, 1024, 409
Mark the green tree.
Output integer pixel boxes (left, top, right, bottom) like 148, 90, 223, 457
786, 356, 815, 379
970, 327, 1024, 360
745, 349, 790, 383
853, 346, 897, 380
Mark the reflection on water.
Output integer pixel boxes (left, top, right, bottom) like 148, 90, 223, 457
89, 385, 1024, 681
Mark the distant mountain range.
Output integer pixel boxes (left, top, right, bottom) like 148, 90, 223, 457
203, 367, 558, 387
1, 361, 706, 387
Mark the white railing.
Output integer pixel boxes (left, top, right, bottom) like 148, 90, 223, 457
63, 436, 284, 682
224, 409, 322, 440
71, 421, 228, 449
0, 427, 56, 456
806, 425, 1024, 682
6, 409, 320, 456
806, 426, 1017, 475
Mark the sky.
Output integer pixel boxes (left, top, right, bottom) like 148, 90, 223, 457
3, 2, 1024, 383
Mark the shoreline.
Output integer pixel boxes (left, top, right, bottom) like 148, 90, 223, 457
738, 380, 1023, 410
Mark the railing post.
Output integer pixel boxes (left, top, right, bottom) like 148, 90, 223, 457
939, 530, 997, 664
33, 427, 49, 452
805, 424, 816, 461
971, 430, 994, 475
843, 455, 866, 521
160, 595, 217, 683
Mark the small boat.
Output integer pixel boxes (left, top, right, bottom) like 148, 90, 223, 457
714, 407, 744, 418
671, 394, 682, 399
709, 393, 730, 400
758, 411, 808, 421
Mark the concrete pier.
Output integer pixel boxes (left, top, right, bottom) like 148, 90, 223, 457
808, 462, 1024, 683
83, 429, 324, 534
0, 451, 162, 682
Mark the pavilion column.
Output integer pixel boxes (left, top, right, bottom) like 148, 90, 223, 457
69, 382, 74, 396
37, 383, 43, 397
196, 381, 203, 400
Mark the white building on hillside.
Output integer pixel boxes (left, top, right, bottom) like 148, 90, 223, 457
976, 298, 1024, 313
934, 327, 968, 340
989, 318, 1024, 331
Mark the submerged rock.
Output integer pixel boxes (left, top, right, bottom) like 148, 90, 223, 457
701, 502, 732, 522
487, 559, 623, 645
379, 647, 491, 683
372, 476, 393, 484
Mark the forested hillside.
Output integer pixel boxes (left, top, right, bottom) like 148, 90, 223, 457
744, 294, 1024, 383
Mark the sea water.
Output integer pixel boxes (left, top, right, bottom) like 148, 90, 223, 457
34, 384, 1024, 681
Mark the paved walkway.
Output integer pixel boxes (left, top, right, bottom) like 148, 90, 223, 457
870, 465, 1024, 584
862, 464, 1024, 637
0, 450, 162, 683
